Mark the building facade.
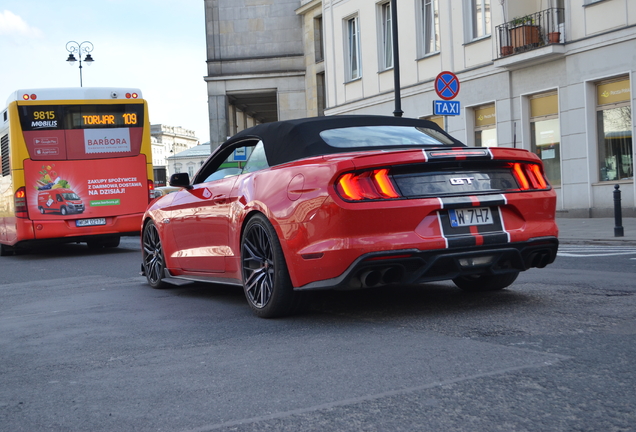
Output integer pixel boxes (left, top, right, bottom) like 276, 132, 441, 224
166, 144, 212, 179
204, 0, 311, 148
321, 0, 635, 217
150, 124, 199, 185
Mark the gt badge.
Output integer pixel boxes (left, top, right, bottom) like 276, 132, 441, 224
449, 177, 474, 185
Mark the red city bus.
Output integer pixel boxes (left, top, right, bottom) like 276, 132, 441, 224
0, 87, 155, 255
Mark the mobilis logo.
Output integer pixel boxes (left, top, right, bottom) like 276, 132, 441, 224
30, 120, 58, 129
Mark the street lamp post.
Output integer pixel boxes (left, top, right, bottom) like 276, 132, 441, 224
65, 41, 94, 87
390, 0, 403, 117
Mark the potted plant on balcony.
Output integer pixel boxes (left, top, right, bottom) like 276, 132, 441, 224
548, 31, 561, 44
509, 15, 540, 50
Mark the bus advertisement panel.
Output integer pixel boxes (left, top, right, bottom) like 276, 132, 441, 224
0, 88, 155, 255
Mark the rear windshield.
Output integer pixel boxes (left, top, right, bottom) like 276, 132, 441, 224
319, 126, 454, 148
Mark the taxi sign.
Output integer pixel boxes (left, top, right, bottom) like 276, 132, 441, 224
433, 100, 461, 116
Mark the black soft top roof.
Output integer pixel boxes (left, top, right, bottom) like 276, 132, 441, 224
223, 115, 465, 166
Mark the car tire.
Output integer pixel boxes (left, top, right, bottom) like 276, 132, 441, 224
0, 243, 15, 257
87, 241, 102, 249
60, 206, 68, 216
142, 220, 169, 289
39, 207, 45, 214
102, 236, 120, 248
241, 213, 305, 318
87, 236, 120, 249
452, 271, 519, 292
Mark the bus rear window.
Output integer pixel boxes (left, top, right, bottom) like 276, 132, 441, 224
18, 104, 145, 161
18, 104, 144, 131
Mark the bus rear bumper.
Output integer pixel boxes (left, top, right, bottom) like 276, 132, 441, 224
30, 214, 143, 239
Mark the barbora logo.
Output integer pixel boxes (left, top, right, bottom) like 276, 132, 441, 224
84, 128, 131, 154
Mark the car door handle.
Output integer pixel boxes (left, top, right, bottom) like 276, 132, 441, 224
211, 194, 228, 203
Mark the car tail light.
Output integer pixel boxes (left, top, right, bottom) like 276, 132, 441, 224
15, 187, 28, 218
148, 179, 155, 203
336, 169, 401, 201
511, 163, 550, 191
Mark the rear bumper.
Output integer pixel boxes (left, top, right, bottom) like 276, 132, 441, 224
295, 236, 558, 291
4, 214, 143, 250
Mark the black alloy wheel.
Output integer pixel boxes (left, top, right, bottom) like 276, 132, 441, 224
142, 220, 168, 289
241, 214, 304, 318
452, 271, 519, 292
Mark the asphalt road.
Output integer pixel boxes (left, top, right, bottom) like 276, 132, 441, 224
1, 238, 635, 431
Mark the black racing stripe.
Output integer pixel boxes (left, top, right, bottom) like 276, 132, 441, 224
481, 233, 510, 245
447, 236, 478, 248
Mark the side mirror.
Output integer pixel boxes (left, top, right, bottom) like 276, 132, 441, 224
169, 173, 191, 189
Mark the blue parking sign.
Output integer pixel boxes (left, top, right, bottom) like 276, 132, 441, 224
433, 100, 461, 116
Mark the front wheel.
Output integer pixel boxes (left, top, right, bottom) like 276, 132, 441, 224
241, 214, 305, 318
142, 221, 169, 289
452, 272, 520, 292
60, 206, 68, 216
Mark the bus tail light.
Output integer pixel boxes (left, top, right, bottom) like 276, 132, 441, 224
148, 179, 155, 203
15, 187, 28, 218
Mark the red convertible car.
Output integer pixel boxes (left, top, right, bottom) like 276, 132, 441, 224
141, 116, 558, 317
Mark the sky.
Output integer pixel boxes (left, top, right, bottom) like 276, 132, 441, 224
0, 0, 210, 143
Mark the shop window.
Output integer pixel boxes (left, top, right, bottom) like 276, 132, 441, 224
421, 115, 445, 130
474, 104, 497, 147
596, 78, 632, 182
530, 92, 561, 186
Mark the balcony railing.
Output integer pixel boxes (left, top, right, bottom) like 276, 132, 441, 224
496, 8, 565, 59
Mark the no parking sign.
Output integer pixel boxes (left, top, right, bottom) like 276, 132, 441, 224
435, 71, 460, 100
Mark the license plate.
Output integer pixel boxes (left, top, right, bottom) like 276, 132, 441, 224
448, 207, 493, 227
76, 218, 106, 227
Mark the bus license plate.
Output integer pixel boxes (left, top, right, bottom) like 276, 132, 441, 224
76, 218, 106, 227
449, 207, 493, 227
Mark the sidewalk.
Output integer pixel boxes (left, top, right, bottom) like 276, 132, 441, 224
557, 217, 636, 245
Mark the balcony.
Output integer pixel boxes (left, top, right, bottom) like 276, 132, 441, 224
494, 8, 566, 69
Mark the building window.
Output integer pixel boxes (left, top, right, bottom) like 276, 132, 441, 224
317, 72, 326, 117
474, 104, 497, 147
314, 16, 324, 63
380, 2, 393, 70
420, 0, 440, 56
470, 0, 491, 39
597, 78, 632, 182
346, 15, 361, 81
530, 92, 561, 187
